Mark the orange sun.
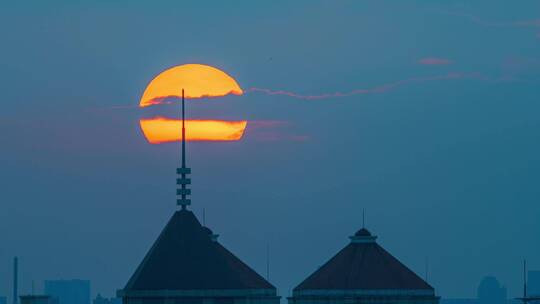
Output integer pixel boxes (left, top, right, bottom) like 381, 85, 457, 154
138, 64, 247, 143
140, 64, 243, 107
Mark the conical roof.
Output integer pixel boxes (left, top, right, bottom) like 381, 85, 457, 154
294, 229, 433, 291
124, 209, 274, 291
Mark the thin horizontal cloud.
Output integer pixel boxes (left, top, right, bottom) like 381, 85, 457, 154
248, 120, 290, 128
244, 120, 308, 142
437, 9, 540, 28
513, 19, 540, 27
250, 132, 309, 142
96, 72, 536, 111
419, 57, 453, 65
503, 57, 540, 69
246, 72, 483, 100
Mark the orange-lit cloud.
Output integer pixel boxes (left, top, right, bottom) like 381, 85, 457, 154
140, 64, 243, 107
140, 117, 247, 144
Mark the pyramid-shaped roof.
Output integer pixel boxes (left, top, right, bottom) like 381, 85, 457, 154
294, 228, 433, 291
124, 210, 274, 291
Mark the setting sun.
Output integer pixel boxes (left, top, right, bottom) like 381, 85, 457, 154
140, 64, 243, 107
140, 117, 248, 144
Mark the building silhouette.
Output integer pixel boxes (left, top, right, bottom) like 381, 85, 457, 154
44, 280, 90, 304
477, 276, 506, 304
529, 271, 540, 296
19, 296, 56, 304
93, 294, 120, 304
518, 268, 540, 304
117, 91, 279, 304
288, 227, 439, 304
441, 275, 522, 304
440, 299, 477, 304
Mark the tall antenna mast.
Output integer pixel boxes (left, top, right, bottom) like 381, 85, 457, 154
182, 89, 186, 169
425, 257, 429, 283
13, 257, 18, 304
266, 243, 270, 281
362, 209, 365, 229
177, 89, 192, 210
524, 259, 527, 298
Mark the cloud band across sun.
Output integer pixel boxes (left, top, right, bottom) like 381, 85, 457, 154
140, 64, 243, 107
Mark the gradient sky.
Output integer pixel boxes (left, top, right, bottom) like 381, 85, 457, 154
1, 1, 540, 301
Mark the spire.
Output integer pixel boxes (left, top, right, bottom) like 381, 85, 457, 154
362, 208, 365, 229
13, 257, 18, 304
524, 259, 527, 298
266, 243, 270, 281
425, 257, 429, 283
177, 89, 191, 209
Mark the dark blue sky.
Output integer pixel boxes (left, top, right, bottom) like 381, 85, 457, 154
1, 1, 539, 301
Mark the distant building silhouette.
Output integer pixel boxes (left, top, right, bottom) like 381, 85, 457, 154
442, 275, 521, 304
117, 91, 279, 304
19, 296, 56, 304
477, 276, 507, 304
44, 280, 90, 304
440, 298, 521, 304
441, 299, 521, 304
440, 299, 477, 304
93, 294, 107, 304
529, 271, 540, 296
93, 294, 120, 304
288, 227, 439, 304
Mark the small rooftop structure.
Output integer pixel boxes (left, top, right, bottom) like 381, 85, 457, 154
289, 226, 439, 304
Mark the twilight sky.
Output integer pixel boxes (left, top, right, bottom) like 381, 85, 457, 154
1, 1, 540, 301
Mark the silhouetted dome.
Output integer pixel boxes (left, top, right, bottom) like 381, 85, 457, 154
294, 226, 433, 292
123, 210, 274, 291
355, 228, 372, 236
